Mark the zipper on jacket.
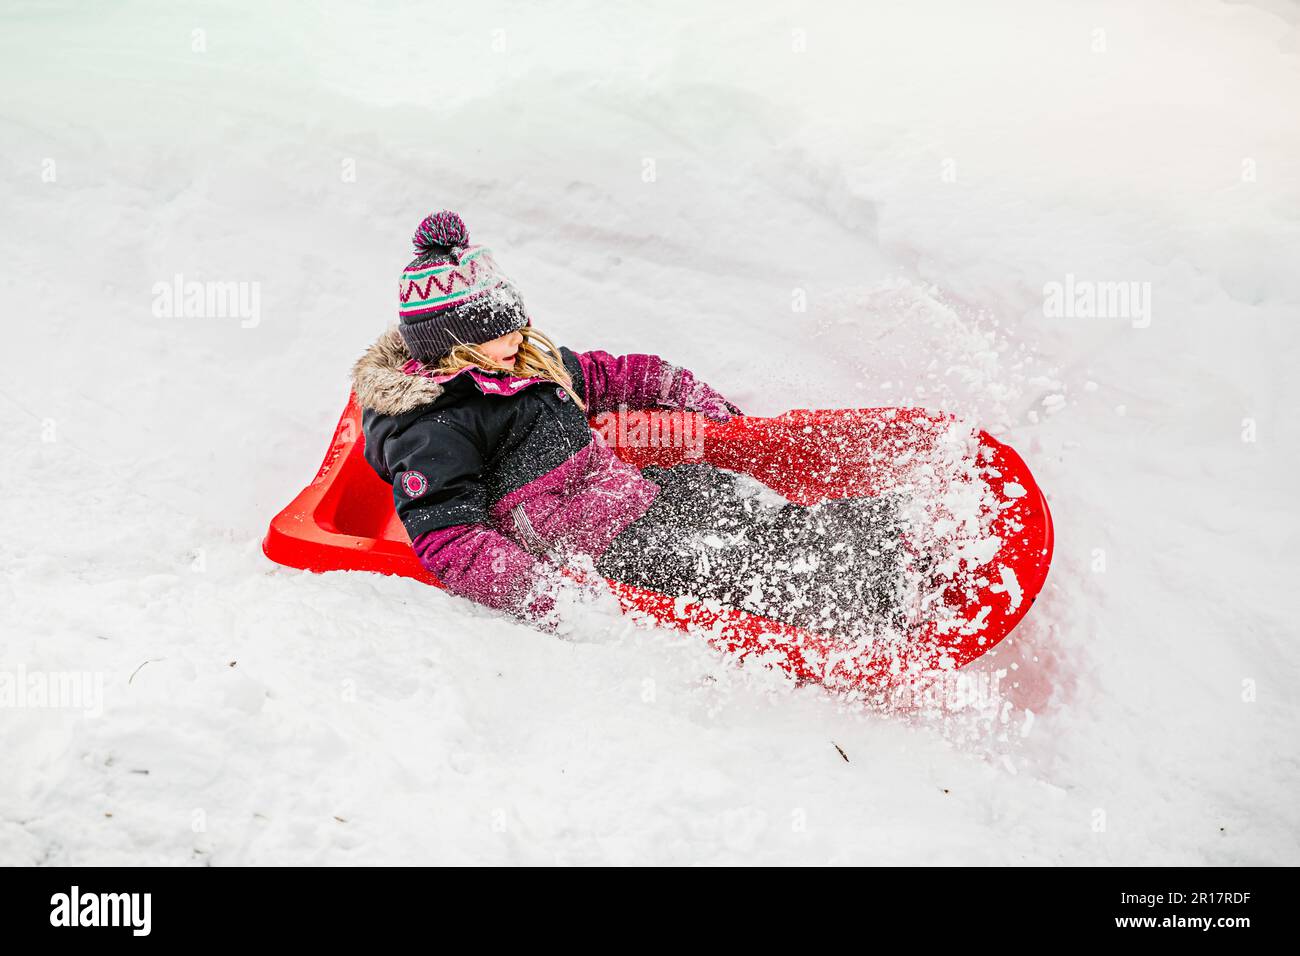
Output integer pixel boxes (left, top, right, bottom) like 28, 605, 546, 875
507, 382, 588, 559
511, 502, 560, 561
542, 392, 581, 495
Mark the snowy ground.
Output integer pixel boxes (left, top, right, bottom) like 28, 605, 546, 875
2, 0, 1297, 865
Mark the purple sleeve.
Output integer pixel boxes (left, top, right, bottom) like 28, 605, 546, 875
412, 524, 559, 624
575, 349, 744, 419
574, 350, 671, 414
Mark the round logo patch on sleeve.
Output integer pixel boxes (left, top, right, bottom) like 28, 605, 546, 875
400, 470, 429, 499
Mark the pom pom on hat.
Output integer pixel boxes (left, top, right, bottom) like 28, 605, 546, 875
412, 210, 469, 255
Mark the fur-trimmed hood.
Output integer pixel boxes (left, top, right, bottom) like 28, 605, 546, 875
350, 327, 447, 416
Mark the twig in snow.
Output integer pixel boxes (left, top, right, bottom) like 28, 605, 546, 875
128, 658, 164, 684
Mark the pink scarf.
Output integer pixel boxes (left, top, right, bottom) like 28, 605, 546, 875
401, 358, 545, 396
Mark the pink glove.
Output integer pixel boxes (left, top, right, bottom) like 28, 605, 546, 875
520, 563, 614, 637
661, 365, 745, 422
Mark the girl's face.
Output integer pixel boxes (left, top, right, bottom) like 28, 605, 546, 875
476, 329, 523, 369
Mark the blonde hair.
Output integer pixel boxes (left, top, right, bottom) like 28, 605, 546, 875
430, 326, 587, 413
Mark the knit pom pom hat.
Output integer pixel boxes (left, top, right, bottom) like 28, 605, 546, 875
397, 210, 531, 363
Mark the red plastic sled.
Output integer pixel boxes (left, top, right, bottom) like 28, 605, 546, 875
264, 397, 1053, 692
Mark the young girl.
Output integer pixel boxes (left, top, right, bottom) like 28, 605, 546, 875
353, 211, 911, 636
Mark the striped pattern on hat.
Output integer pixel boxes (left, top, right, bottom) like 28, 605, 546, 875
399, 245, 505, 321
